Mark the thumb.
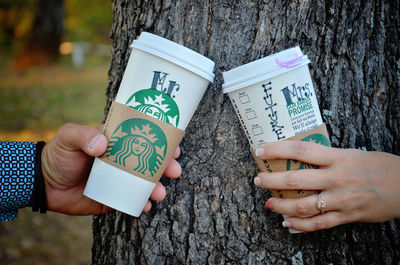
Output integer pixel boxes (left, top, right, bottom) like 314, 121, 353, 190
55, 123, 108, 157
86, 133, 108, 156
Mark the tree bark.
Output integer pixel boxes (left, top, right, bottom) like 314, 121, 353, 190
92, 0, 400, 264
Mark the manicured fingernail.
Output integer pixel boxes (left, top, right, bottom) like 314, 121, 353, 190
142, 201, 152, 213
282, 221, 292, 228
265, 200, 273, 210
254, 177, 261, 186
255, 148, 265, 157
88, 134, 105, 152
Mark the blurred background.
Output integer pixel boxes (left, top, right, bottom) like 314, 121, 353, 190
0, 0, 112, 264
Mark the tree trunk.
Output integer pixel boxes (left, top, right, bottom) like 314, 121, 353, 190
92, 0, 400, 264
0, 1, 27, 46
13, 0, 64, 69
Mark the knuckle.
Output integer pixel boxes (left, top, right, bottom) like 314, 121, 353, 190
286, 171, 301, 188
337, 194, 347, 208
291, 141, 308, 157
342, 212, 357, 224
57, 123, 73, 138
313, 218, 329, 230
328, 173, 342, 187
296, 201, 311, 215
328, 169, 353, 188
59, 122, 76, 133
336, 149, 354, 164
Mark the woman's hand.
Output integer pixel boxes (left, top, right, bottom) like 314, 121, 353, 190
254, 141, 400, 232
41, 123, 182, 215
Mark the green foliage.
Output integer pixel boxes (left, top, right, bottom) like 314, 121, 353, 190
0, 0, 111, 131
0, 209, 92, 265
0, 54, 108, 131
64, 0, 112, 43
0, 0, 112, 48
0, 0, 35, 47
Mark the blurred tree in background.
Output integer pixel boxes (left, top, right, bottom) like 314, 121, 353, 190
0, 0, 34, 46
64, 0, 111, 43
0, 1, 112, 264
0, 0, 111, 68
0, 0, 112, 139
14, 0, 64, 68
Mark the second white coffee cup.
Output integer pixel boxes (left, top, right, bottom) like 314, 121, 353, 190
223, 46, 325, 233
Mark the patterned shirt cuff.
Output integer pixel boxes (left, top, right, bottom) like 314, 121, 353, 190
0, 141, 36, 222
0, 211, 18, 222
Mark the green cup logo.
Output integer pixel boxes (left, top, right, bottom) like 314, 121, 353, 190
286, 133, 330, 170
106, 118, 167, 177
125, 90, 180, 127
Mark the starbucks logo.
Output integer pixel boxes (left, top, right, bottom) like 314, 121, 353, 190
125, 90, 180, 127
286, 133, 330, 170
106, 118, 167, 177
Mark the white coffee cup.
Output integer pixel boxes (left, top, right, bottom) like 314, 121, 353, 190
84, 32, 215, 217
223, 46, 323, 149
223, 46, 323, 233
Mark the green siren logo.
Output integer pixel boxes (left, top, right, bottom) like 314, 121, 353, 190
286, 133, 330, 170
106, 118, 167, 177
125, 90, 180, 127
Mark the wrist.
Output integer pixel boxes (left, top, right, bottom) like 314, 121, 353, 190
31, 141, 47, 214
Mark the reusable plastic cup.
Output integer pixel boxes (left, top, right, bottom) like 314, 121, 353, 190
84, 32, 215, 217
223, 46, 329, 233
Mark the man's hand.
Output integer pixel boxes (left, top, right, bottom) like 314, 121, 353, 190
41, 123, 182, 215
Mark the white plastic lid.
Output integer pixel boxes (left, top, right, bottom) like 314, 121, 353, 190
131, 32, 215, 82
222, 46, 310, 93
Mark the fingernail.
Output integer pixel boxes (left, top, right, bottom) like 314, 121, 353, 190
282, 220, 292, 228
254, 177, 261, 186
255, 148, 265, 157
265, 200, 273, 210
143, 201, 152, 213
88, 134, 104, 152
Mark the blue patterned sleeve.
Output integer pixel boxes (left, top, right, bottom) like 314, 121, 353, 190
0, 141, 36, 222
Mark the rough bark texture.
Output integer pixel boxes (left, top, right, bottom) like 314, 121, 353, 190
92, 1, 400, 264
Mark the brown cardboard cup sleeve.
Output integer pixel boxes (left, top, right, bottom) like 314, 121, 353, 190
100, 101, 185, 183
251, 124, 331, 199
